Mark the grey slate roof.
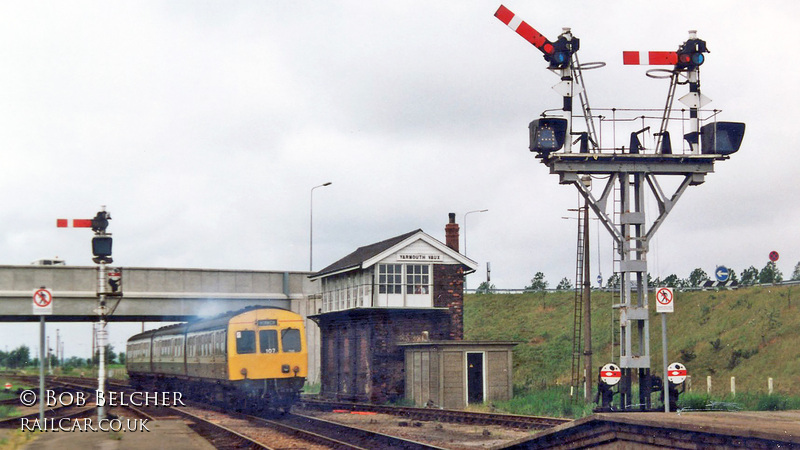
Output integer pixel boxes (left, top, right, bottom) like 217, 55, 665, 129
311, 229, 422, 279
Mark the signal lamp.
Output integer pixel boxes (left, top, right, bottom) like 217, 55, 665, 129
91, 211, 110, 233
92, 236, 113, 264
529, 118, 568, 153
700, 122, 745, 155
546, 35, 578, 69
676, 37, 707, 70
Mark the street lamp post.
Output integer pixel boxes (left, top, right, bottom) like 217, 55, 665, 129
463, 209, 488, 290
310, 182, 332, 271
463, 209, 488, 257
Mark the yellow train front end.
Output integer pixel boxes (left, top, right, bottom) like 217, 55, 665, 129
226, 307, 308, 410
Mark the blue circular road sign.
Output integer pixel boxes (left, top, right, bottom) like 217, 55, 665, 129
715, 266, 730, 283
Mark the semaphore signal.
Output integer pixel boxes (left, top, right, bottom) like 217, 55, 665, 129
493, 5, 745, 413
494, 5, 600, 154
494, 5, 555, 58
56, 206, 115, 421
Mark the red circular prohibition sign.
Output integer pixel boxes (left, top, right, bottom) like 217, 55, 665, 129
33, 289, 52, 307
656, 288, 672, 305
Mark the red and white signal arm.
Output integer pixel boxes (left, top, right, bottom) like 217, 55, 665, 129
667, 362, 687, 384
600, 363, 622, 386
33, 288, 53, 315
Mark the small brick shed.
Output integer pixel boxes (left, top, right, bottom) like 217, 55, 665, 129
400, 341, 516, 409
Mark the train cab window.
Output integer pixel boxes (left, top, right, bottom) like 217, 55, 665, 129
259, 330, 278, 353
235, 330, 256, 354
281, 328, 302, 353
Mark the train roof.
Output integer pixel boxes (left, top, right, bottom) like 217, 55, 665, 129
126, 305, 294, 343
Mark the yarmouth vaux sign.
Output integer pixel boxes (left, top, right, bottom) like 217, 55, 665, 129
397, 254, 442, 262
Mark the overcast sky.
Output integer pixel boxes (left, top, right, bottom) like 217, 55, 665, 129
2, 1, 799, 358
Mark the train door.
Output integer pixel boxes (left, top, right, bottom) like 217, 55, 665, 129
466, 352, 485, 404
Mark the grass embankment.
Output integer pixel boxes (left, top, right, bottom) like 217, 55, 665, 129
464, 285, 800, 416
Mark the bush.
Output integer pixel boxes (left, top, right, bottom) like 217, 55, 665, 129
677, 393, 710, 411
756, 394, 788, 411
679, 348, 697, 363
726, 347, 758, 370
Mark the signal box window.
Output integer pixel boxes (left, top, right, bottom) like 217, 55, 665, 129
378, 264, 402, 294
406, 264, 430, 294
259, 330, 278, 353
281, 328, 302, 353
236, 330, 255, 354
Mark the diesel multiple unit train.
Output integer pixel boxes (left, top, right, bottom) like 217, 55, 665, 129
126, 306, 307, 411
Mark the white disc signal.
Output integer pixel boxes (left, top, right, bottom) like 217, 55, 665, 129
667, 362, 687, 384
600, 363, 622, 386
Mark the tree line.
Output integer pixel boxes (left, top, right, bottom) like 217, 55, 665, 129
0, 345, 123, 369
475, 260, 800, 293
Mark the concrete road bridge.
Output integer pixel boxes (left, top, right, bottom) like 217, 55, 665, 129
0, 265, 318, 322
0, 264, 323, 382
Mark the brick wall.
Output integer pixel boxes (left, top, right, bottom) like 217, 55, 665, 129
433, 264, 464, 340
317, 309, 451, 403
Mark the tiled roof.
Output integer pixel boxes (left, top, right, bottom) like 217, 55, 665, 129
311, 229, 422, 278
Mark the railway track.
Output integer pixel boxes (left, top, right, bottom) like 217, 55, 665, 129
299, 398, 571, 430
0, 386, 98, 430
34, 377, 440, 449
123, 400, 442, 449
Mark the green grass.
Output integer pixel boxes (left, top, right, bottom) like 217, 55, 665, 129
465, 285, 800, 415
677, 391, 800, 411
0, 405, 15, 419
303, 382, 321, 395
493, 386, 594, 418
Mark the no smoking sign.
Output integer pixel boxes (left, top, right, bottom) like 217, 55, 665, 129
655, 287, 674, 313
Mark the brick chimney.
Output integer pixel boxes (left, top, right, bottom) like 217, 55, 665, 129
445, 213, 459, 252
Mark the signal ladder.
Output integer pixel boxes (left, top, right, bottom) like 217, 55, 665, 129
611, 181, 622, 364
569, 204, 587, 399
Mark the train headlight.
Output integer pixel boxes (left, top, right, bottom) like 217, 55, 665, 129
281, 364, 290, 374
240, 368, 248, 377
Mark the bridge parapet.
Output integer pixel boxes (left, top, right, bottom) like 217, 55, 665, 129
0, 265, 318, 322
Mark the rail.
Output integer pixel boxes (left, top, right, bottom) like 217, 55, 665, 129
298, 398, 570, 430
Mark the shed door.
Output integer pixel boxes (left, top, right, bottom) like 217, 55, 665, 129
467, 352, 485, 404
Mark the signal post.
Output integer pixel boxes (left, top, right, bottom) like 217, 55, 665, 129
57, 207, 118, 420
496, 6, 744, 410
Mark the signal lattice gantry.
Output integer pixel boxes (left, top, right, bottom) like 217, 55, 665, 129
495, 5, 745, 411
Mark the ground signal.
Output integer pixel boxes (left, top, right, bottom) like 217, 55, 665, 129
667, 362, 687, 384
600, 363, 622, 386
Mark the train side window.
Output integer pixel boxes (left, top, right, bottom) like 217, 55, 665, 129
281, 328, 302, 353
259, 330, 278, 353
235, 330, 256, 354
